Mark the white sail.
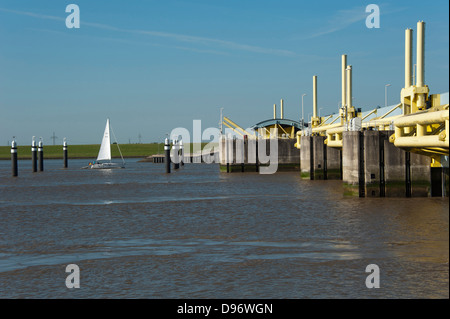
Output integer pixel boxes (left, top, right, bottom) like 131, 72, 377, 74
96, 118, 111, 162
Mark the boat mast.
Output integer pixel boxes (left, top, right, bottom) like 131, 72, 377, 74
110, 120, 125, 165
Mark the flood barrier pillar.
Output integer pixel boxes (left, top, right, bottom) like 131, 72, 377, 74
38, 140, 44, 172
277, 138, 300, 171
312, 136, 326, 180
326, 146, 342, 180
383, 136, 407, 197
164, 138, 171, 173
410, 153, 431, 197
343, 131, 364, 197
11, 140, 18, 177
431, 156, 449, 197
300, 135, 313, 179
363, 130, 391, 197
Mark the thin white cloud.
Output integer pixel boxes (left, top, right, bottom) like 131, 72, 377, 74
304, 4, 407, 39
0, 7, 295, 57
307, 6, 367, 39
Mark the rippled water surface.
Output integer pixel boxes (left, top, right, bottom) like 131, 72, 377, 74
0, 159, 448, 298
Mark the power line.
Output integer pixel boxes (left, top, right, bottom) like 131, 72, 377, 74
50, 132, 58, 145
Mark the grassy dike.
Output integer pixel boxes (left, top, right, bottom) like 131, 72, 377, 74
0, 143, 209, 160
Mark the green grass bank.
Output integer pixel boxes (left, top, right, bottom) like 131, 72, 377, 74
0, 143, 209, 160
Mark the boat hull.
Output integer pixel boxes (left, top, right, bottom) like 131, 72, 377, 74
88, 162, 125, 169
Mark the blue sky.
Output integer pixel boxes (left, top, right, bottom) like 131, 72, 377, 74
0, 0, 448, 145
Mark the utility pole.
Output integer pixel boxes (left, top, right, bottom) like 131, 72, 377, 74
51, 132, 58, 145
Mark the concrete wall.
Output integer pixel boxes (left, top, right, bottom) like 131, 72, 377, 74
343, 131, 363, 196
342, 130, 432, 197
219, 137, 299, 173
326, 146, 342, 180
300, 136, 312, 179
278, 139, 301, 170
410, 153, 431, 197
219, 131, 441, 197
312, 136, 326, 180
363, 131, 383, 197
383, 138, 407, 197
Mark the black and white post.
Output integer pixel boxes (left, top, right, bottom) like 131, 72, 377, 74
38, 138, 44, 172
173, 139, 180, 170
180, 140, 184, 166
165, 138, 171, 174
11, 139, 18, 177
32, 137, 37, 173
63, 138, 68, 168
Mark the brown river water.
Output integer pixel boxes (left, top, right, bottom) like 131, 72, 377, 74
0, 159, 448, 298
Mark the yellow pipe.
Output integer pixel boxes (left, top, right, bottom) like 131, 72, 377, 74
394, 110, 449, 127
280, 99, 284, 119
342, 55, 347, 112
313, 76, 318, 119
362, 108, 377, 120
379, 103, 402, 119
312, 123, 343, 134
346, 65, 353, 122
317, 114, 334, 127
328, 115, 341, 125
394, 136, 448, 148
327, 140, 343, 148
405, 28, 413, 88
223, 122, 244, 137
223, 117, 254, 136
362, 115, 403, 128
273, 104, 276, 119
416, 21, 426, 109
416, 21, 425, 88
277, 123, 289, 136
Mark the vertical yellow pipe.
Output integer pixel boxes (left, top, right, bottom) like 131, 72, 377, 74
342, 55, 347, 109
405, 28, 413, 88
313, 75, 318, 119
280, 99, 284, 119
416, 124, 425, 137
346, 66, 352, 120
273, 104, 276, 119
417, 21, 426, 109
416, 21, 425, 87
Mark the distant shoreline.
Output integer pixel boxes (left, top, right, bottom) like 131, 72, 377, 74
0, 156, 146, 161
0, 143, 208, 160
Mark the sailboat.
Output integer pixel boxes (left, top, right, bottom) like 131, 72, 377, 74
84, 118, 125, 169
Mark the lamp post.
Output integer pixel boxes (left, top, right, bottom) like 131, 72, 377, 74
385, 84, 391, 108
219, 107, 224, 135
301, 93, 306, 128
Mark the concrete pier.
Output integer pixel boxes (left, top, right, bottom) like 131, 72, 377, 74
340, 130, 433, 197
300, 136, 313, 179
383, 137, 407, 197
363, 130, 385, 197
219, 137, 299, 173
326, 146, 342, 180
312, 136, 326, 180
342, 131, 364, 197
300, 135, 342, 180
